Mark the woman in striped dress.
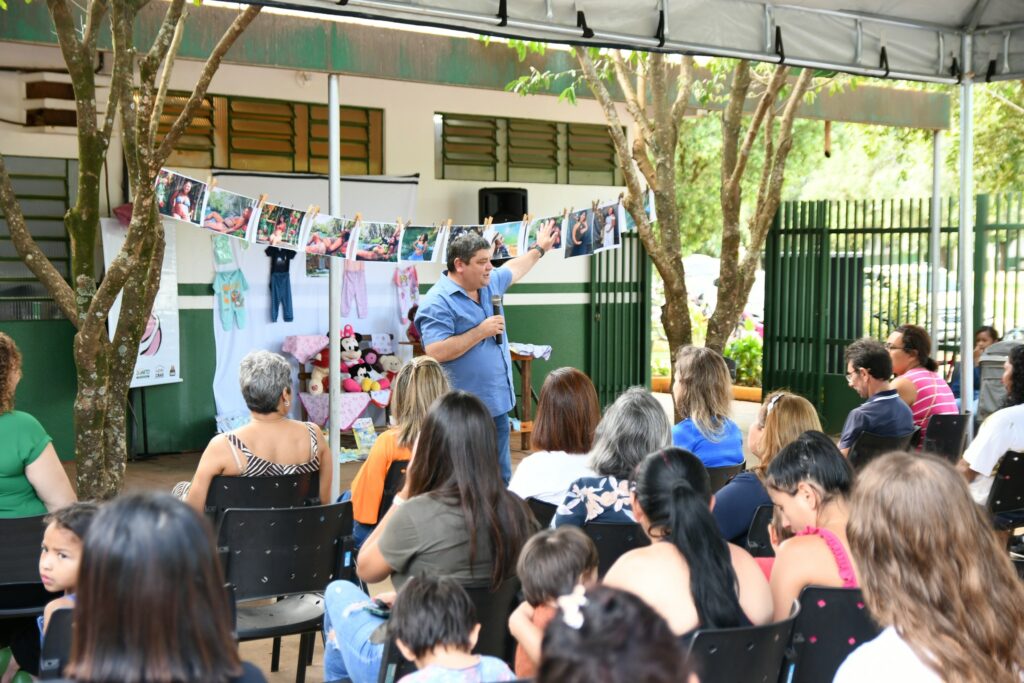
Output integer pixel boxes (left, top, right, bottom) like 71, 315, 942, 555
886, 324, 958, 444
175, 350, 331, 511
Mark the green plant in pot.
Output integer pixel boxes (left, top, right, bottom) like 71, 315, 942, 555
724, 318, 763, 387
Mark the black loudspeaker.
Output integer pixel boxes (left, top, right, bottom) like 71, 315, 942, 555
479, 188, 528, 224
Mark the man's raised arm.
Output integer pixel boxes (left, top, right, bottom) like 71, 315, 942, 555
505, 220, 557, 284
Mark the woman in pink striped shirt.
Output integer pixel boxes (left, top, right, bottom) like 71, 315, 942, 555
886, 324, 958, 444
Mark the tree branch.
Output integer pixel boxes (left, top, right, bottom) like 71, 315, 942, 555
47, 0, 87, 82
139, 0, 186, 78
155, 4, 261, 167
82, 0, 109, 54
720, 60, 752, 186
726, 63, 788, 192
670, 56, 696, 130
610, 51, 655, 150
0, 155, 77, 321
148, 4, 188, 145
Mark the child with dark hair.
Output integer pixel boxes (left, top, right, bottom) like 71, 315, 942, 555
537, 585, 694, 683
38, 502, 100, 636
390, 575, 515, 682
508, 527, 599, 677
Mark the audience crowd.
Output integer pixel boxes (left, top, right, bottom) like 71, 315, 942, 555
3, 331, 1024, 683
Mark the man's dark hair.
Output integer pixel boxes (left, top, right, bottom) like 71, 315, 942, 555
390, 575, 476, 659
517, 526, 599, 607
1006, 344, 1024, 407
446, 233, 489, 272
846, 337, 892, 380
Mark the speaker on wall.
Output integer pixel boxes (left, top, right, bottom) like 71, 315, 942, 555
479, 188, 528, 224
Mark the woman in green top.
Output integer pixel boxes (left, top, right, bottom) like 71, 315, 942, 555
0, 333, 75, 518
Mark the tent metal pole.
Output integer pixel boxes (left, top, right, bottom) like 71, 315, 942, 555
328, 73, 343, 502
958, 34, 975, 432
929, 129, 941, 358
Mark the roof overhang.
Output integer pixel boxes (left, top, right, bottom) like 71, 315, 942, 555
248, 0, 1024, 84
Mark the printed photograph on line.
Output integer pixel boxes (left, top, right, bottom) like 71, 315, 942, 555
200, 187, 257, 239
594, 200, 621, 253
486, 221, 523, 262
522, 215, 563, 254
399, 225, 441, 262
355, 221, 400, 262
566, 208, 595, 258
155, 169, 206, 225
254, 202, 305, 249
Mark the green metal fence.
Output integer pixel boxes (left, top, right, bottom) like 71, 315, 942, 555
764, 194, 1024, 432
589, 232, 652, 408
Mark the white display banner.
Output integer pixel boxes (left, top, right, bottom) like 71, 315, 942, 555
100, 217, 182, 388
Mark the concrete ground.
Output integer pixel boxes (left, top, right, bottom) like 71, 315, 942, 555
79, 396, 761, 683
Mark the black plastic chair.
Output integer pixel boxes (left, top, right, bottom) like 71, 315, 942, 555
707, 464, 744, 493
526, 497, 557, 527
376, 460, 408, 522
847, 429, 918, 470
218, 502, 354, 683
38, 607, 74, 680
204, 471, 321, 530
745, 504, 775, 558
987, 451, 1024, 531
0, 514, 50, 621
1013, 556, 1024, 580
781, 586, 880, 683
581, 522, 651, 578
686, 605, 799, 683
376, 577, 522, 683
921, 414, 969, 463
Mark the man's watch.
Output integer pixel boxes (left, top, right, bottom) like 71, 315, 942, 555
530, 244, 546, 258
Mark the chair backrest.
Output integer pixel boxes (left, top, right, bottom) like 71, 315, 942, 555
686, 607, 798, 683
39, 607, 74, 680
376, 577, 522, 683
745, 504, 775, 558
782, 586, 880, 683
217, 502, 354, 602
204, 472, 321, 529
1013, 556, 1024, 580
848, 429, 917, 470
526, 497, 557, 527
581, 523, 651, 578
987, 451, 1024, 517
707, 464, 744, 493
922, 414, 969, 463
377, 460, 409, 522
0, 514, 51, 618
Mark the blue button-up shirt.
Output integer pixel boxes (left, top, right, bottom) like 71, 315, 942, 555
417, 267, 515, 417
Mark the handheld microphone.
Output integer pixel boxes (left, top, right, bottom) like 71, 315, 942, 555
491, 294, 503, 345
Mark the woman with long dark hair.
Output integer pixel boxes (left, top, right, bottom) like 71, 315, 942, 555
66, 492, 264, 683
836, 452, 1024, 682
322, 391, 535, 683
958, 343, 1024, 503
602, 447, 772, 637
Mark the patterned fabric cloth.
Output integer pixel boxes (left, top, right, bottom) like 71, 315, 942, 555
282, 335, 330, 365
225, 423, 321, 476
553, 475, 636, 527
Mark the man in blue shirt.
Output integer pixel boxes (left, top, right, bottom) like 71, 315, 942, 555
838, 337, 915, 456
417, 226, 557, 483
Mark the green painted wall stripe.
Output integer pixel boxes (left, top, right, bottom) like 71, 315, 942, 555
179, 283, 211, 296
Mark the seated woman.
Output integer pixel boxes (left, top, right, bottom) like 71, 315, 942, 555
321, 391, 535, 683
835, 452, 1024, 682
957, 343, 1024, 504
348, 356, 449, 547
951, 325, 1000, 404
176, 350, 331, 511
554, 387, 671, 527
603, 447, 773, 638
66, 492, 265, 682
509, 367, 601, 505
765, 431, 857, 620
0, 332, 76, 518
671, 346, 744, 468
713, 391, 822, 543
886, 324, 958, 444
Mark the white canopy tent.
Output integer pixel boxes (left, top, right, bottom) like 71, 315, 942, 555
308, 1, 1019, 486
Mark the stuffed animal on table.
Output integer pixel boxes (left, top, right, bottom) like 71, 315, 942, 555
359, 348, 392, 391
308, 325, 367, 394
378, 353, 402, 384
347, 361, 384, 392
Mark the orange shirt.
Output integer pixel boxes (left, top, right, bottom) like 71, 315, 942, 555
350, 428, 412, 525
514, 603, 557, 678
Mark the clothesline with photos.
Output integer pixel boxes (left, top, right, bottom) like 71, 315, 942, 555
156, 168, 657, 265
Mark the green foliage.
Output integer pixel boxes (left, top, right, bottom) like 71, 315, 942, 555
724, 318, 763, 387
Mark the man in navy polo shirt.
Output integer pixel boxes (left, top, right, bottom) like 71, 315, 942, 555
838, 337, 915, 456
417, 226, 557, 483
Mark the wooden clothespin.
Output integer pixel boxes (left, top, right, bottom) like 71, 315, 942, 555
207, 176, 218, 190
354, 212, 362, 225
256, 193, 269, 208
618, 192, 625, 203
396, 216, 403, 228
309, 205, 320, 217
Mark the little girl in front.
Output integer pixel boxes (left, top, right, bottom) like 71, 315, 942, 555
38, 502, 99, 635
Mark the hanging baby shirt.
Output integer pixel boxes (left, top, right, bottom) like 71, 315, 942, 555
213, 269, 248, 331
265, 246, 296, 323
393, 265, 419, 324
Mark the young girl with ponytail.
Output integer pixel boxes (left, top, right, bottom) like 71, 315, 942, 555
603, 447, 773, 638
